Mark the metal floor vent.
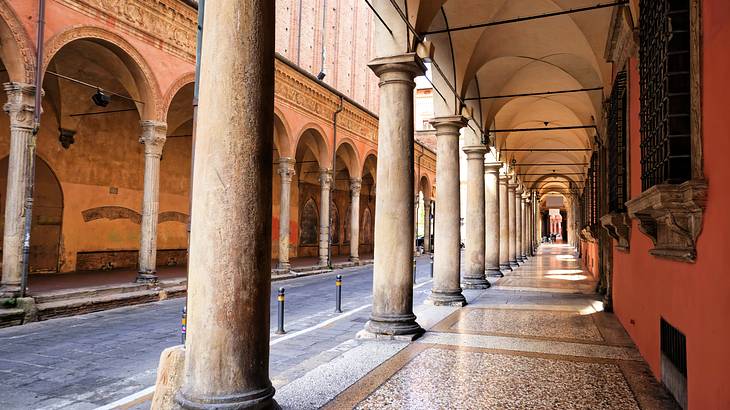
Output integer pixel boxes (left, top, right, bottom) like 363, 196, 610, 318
660, 317, 688, 408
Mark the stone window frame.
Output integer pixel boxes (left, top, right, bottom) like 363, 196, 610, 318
625, 0, 707, 263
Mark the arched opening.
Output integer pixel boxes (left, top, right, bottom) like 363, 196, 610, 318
294, 127, 329, 257
30, 35, 156, 273
416, 175, 432, 252
159, 81, 194, 268
332, 141, 359, 257
359, 153, 377, 255
0, 156, 63, 273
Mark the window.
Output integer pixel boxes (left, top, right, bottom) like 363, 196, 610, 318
608, 71, 628, 212
639, 0, 692, 190
582, 153, 600, 227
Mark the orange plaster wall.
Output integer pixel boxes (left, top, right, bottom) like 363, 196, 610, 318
579, 240, 599, 281
612, 2, 730, 407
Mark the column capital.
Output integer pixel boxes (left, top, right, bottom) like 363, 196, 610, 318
319, 168, 333, 188
350, 178, 362, 195
368, 53, 426, 80
277, 157, 296, 180
462, 145, 487, 160
3, 82, 37, 130
430, 115, 468, 135
139, 120, 167, 156
516, 186, 524, 195
484, 161, 502, 174
499, 174, 510, 183
507, 182, 518, 190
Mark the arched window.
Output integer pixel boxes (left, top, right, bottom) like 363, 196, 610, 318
299, 198, 318, 245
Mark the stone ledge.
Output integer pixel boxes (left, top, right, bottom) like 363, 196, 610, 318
580, 226, 599, 243
625, 179, 707, 263
601, 212, 631, 251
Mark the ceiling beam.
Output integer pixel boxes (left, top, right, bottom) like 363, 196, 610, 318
464, 87, 603, 101
422, 1, 629, 35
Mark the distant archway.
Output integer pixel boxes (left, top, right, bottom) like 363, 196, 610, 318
0, 156, 64, 273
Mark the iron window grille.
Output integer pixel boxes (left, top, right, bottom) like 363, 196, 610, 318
639, 0, 692, 191
608, 71, 628, 212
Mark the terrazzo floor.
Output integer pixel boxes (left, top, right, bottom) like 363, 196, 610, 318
321, 244, 680, 409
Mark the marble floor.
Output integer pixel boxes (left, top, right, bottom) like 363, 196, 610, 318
314, 244, 679, 410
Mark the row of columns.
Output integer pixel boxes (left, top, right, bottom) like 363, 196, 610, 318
161, 4, 545, 403
275, 163, 363, 271
0, 82, 168, 296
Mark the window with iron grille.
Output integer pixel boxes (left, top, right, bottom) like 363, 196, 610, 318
608, 71, 628, 212
639, 0, 692, 190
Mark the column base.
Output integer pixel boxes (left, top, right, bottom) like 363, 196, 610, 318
135, 272, 159, 284
509, 260, 519, 268
0, 284, 22, 298
362, 312, 424, 340
462, 276, 491, 289
426, 289, 467, 306
177, 385, 279, 410
486, 268, 504, 278
318, 258, 329, 268
499, 263, 513, 272
349, 256, 360, 265
277, 261, 291, 271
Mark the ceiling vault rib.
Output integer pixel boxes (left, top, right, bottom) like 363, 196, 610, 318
464, 87, 603, 101
421, 1, 630, 35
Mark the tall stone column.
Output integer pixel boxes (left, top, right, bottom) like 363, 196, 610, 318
462, 146, 488, 288
0, 83, 35, 297
508, 181, 518, 268
277, 158, 295, 270
349, 178, 361, 264
318, 169, 332, 267
515, 186, 524, 264
524, 197, 531, 256
484, 162, 501, 277
176, 0, 277, 408
423, 197, 432, 253
428, 116, 467, 306
361, 53, 425, 339
498, 173, 511, 272
136, 120, 167, 283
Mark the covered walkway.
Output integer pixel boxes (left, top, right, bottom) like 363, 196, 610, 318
275, 244, 678, 409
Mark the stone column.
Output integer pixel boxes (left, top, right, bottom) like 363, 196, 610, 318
498, 174, 511, 272
0, 83, 35, 297
277, 158, 295, 270
428, 116, 467, 306
176, 1, 277, 408
361, 53, 425, 339
349, 178, 361, 264
508, 181, 519, 268
136, 120, 167, 283
484, 162, 501, 277
318, 169, 332, 267
462, 145, 488, 289
524, 197, 532, 256
423, 197, 432, 253
515, 186, 524, 264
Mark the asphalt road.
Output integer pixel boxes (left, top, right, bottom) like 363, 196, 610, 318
0, 256, 436, 410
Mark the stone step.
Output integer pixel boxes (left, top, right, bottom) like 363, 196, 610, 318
32, 278, 186, 304
36, 289, 164, 321
0, 307, 25, 328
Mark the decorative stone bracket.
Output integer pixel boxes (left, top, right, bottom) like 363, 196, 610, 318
625, 179, 707, 263
579, 226, 598, 243
601, 212, 631, 251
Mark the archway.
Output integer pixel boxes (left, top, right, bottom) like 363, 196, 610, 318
332, 141, 360, 257
359, 153, 377, 255
0, 156, 63, 273
294, 127, 329, 257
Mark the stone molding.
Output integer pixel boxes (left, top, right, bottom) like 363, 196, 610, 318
57, 0, 197, 62
430, 115, 468, 136
604, 5, 637, 71
462, 145, 487, 160
0, 1, 36, 83
580, 226, 598, 243
600, 212, 631, 251
82, 206, 188, 225
625, 179, 707, 262
3, 82, 36, 129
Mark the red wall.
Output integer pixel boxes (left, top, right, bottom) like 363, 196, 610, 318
580, 240, 599, 280
612, 1, 730, 408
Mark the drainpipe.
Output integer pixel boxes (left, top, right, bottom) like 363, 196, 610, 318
327, 97, 344, 268
319, 0, 328, 78
20, 0, 46, 297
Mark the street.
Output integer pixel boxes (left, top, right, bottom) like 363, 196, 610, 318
0, 256, 435, 409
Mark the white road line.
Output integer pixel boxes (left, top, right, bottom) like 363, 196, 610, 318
96, 278, 434, 410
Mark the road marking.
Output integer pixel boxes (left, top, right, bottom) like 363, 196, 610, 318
96, 278, 433, 410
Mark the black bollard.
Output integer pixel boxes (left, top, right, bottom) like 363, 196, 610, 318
430, 254, 434, 278
181, 305, 187, 344
276, 287, 286, 334
413, 256, 417, 284
335, 274, 343, 313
